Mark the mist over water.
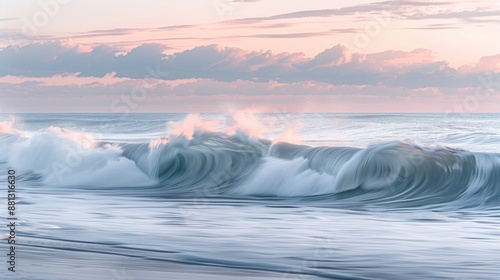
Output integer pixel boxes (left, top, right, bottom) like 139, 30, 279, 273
1, 113, 500, 279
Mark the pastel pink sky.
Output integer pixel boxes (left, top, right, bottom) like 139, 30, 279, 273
0, 0, 499, 112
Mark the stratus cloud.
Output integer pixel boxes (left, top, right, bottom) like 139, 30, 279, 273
0, 42, 498, 88
1, 78, 498, 113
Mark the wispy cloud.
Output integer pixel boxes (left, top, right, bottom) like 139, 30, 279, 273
231, 1, 451, 22
231, 1, 500, 25
0, 18, 20, 22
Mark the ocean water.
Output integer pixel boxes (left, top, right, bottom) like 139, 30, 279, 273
1, 113, 500, 280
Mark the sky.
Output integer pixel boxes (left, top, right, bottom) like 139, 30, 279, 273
0, 0, 499, 113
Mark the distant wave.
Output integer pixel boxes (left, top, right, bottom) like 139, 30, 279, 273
1, 121, 500, 209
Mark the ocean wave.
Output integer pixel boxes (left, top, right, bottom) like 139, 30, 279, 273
267, 142, 500, 208
1, 121, 499, 208
121, 131, 268, 193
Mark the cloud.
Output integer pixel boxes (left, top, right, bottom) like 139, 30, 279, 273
407, 10, 500, 21
0, 42, 498, 89
237, 28, 359, 39
232, 1, 500, 25
1, 77, 498, 113
4, 1, 497, 47
0, 42, 166, 78
0, 18, 20, 22
460, 54, 500, 73
232, 1, 450, 22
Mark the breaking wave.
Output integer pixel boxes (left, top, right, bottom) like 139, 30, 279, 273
1, 116, 499, 209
